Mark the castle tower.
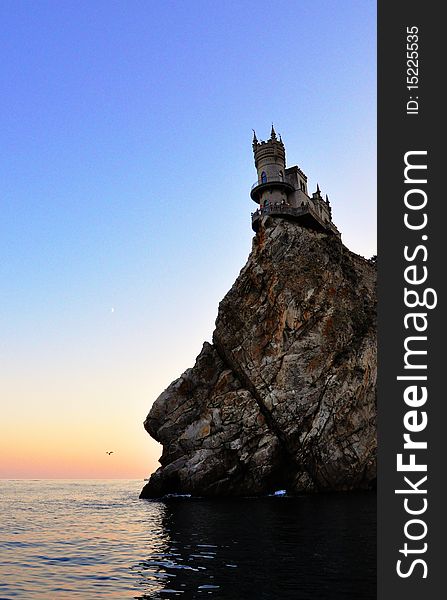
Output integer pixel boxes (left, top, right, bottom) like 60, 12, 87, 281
250, 125, 294, 207
250, 127, 341, 239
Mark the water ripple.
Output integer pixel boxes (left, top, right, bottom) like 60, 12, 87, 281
0, 480, 376, 599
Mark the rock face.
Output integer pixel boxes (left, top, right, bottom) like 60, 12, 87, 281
141, 218, 376, 498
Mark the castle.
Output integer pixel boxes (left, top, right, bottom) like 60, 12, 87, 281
251, 126, 340, 237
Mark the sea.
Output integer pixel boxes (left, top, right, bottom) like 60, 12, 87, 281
0, 479, 376, 599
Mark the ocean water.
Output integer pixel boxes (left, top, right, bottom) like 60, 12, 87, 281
0, 480, 376, 599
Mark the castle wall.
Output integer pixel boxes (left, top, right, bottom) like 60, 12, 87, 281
285, 166, 308, 195
257, 165, 284, 182
287, 189, 309, 208
319, 201, 331, 222
254, 141, 286, 183
260, 188, 287, 208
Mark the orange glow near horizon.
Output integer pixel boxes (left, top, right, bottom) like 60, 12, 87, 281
0, 361, 175, 480
0, 420, 162, 479
0, 284, 220, 480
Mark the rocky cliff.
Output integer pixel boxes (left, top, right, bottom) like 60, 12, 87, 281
140, 217, 376, 498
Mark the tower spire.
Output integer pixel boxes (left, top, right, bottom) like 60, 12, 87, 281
270, 123, 277, 140
316, 183, 321, 195
252, 129, 258, 145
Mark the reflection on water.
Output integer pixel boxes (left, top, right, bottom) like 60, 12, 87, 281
136, 495, 376, 600
0, 481, 375, 599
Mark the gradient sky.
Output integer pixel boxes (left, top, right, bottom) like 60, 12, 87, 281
0, 0, 376, 478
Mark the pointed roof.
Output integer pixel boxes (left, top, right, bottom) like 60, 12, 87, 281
270, 123, 277, 140
316, 183, 321, 194
252, 129, 258, 144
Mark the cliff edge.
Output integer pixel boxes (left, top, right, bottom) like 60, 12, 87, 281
140, 218, 376, 498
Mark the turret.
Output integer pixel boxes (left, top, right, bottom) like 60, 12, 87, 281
250, 126, 293, 206
252, 124, 286, 182
312, 184, 331, 223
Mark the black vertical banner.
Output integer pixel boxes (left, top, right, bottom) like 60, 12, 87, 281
378, 2, 444, 598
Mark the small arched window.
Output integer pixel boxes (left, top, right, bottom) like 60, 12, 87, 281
279, 170, 283, 181
261, 171, 267, 183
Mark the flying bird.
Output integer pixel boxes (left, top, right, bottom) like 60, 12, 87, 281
106, 451, 114, 455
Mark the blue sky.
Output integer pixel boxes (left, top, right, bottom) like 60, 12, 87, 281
0, 0, 376, 477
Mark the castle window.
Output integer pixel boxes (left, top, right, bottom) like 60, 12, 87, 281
279, 170, 283, 181
261, 171, 267, 183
